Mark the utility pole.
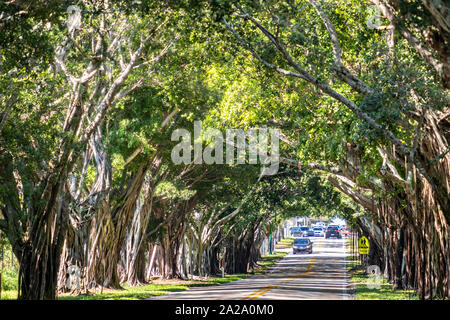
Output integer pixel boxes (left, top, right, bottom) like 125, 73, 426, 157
268, 234, 272, 255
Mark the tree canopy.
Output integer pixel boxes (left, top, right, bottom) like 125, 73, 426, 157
0, 0, 448, 300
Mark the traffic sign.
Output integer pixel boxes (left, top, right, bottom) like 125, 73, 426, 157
358, 236, 370, 254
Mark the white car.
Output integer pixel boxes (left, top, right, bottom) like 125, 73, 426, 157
313, 227, 324, 237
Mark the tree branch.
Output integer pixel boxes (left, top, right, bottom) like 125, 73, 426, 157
371, 0, 447, 88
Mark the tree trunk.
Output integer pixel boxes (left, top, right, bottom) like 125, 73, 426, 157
17, 189, 68, 300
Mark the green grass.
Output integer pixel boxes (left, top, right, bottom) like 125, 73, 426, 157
1, 275, 250, 301
0, 251, 289, 300
253, 252, 288, 274
60, 252, 287, 300
345, 237, 417, 300
0, 239, 289, 300
1, 269, 19, 300
58, 274, 251, 300
59, 282, 216, 300
0, 289, 18, 300
346, 256, 418, 300
275, 237, 294, 249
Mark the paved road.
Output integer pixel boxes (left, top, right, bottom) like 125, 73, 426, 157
151, 237, 353, 300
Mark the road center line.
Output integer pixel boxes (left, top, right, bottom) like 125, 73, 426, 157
241, 241, 323, 300
247, 285, 279, 300
240, 287, 267, 300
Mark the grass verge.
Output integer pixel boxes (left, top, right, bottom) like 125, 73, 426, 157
58, 252, 288, 300
275, 237, 294, 249
0, 269, 19, 300
0, 289, 18, 300
253, 252, 288, 274
1, 252, 288, 300
346, 238, 417, 300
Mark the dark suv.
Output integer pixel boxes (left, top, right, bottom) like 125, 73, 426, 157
325, 225, 342, 239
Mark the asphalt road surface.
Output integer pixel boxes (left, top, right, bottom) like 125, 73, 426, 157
151, 237, 353, 300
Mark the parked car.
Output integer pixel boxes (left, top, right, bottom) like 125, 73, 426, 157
298, 226, 308, 236
313, 227, 324, 237
292, 238, 313, 254
340, 226, 350, 237
300, 226, 314, 237
290, 226, 303, 237
325, 225, 342, 239
313, 222, 326, 229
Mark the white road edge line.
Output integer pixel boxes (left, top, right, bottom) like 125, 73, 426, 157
343, 238, 348, 300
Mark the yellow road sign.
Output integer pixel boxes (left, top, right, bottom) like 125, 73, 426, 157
358, 236, 370, 254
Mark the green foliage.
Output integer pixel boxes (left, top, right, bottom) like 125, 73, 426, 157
2, 0, 445, 300
1, 269, 18, 291
0, 232, 19, 296
154, 181, 197, 201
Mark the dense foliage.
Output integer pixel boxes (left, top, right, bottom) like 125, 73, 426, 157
0, 0, 448, 299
